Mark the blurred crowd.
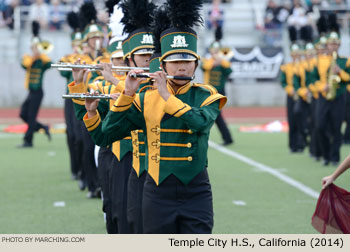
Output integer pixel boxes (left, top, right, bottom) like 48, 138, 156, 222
0, 0, 235, 32
263, 0, 349, 46
0, 0, 348, 42
0, 0, 109, 30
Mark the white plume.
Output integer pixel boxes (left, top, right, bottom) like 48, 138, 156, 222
108, 5, 128, 40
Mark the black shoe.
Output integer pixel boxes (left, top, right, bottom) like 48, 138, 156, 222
16, 142, 33, 148
331, 161, 339, 166
71, 173, 78, 180
86, 188, 101, 199
222, 140, 233, 146
95, 187, 102, 198
86, 191, 95, 199
323, 160, 329, 166
78, 179, 86, 191
290, 149, 303, 153
43, 125, 51, 141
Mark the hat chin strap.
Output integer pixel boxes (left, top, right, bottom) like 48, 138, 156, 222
162, 61, 197, 86
131, 54, 138, 68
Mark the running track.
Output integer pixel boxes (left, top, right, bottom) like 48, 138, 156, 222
0, 107, 286, 124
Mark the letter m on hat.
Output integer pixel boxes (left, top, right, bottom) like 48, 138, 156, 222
141, 34, 153, 44
171, 35, 188, 48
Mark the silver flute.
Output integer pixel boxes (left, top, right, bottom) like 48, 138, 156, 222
62, 93, 113, 100
51, 63, 149, 72
130, 73, 193, 81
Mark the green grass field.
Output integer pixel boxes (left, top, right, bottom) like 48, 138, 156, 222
1, 124, 350, 234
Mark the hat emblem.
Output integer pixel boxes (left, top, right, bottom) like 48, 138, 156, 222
170, 35, 188, 48
320, 37, 327, 44
89, 25, 98, 32
330, 32, 339, 39
140, 34, 153, 44
117, 41, 122, 50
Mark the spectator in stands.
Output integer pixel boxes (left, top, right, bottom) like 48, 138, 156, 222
21, 0, 31, 5
310, 0, 322, 8
287, 0, 314, 42
2, 0, 19, 30
277, 1, 292, 24
264, 0, 291, 46
0, 0, 7, 13
332, 0, 346, 7
264, 0, 282, 29
60, 0, 84, 12
49, 0, 65, 30
207, 0, 224, 30
29, 0, 49, 29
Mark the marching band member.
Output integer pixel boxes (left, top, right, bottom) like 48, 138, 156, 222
307, 36, 328, 161
18, 21, 52, 148
69, 0, 156, 233
70, 2, 104, 198
344, 82, 350, 144
293, 43, 314, 154
83, 0, 227, 233
201, 41, 233, 146
280, 44, 303, 153
311, 31, 350, 166
60, 12, 85, 181
111, 0, 156, 234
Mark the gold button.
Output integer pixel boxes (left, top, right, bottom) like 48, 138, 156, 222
188, 156, 193, 161
156, 155, 160, 162
188, 129, 193, 134
136, 141, 139, 146
134, 130, 139, 134
187, 143, 192, 148
156, 127, 161, 134
156, 142, 160, 148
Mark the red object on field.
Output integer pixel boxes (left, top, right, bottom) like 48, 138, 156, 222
3, 124, 28, 133
311, 184, 350, 234
239, 120, 289, 132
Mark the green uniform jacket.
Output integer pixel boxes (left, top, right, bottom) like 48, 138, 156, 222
59, 54, 78, 93
68, 78, 152, 176
68, 77, 132, 162
83, 82, 227, 185
309, 55, 350, 99
21, 54, 51, 90
201, 58, 232, 94
280, 62, 298, 97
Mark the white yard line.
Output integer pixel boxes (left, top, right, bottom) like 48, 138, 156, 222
209, 141, 319, 199
232, 200, 247, 206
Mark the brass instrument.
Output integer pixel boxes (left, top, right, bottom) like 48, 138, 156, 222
325, 51, 341, 101
218, 47, 234, 61
37, 40, 54, 54
51, 63, 149, 72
